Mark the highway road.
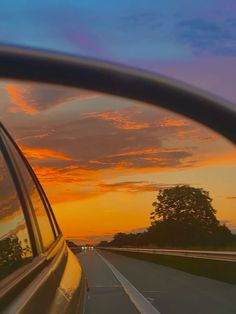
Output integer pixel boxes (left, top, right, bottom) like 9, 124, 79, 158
78, 249, 236, 314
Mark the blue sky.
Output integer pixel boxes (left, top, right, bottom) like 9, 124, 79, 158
0, 1, 236, 103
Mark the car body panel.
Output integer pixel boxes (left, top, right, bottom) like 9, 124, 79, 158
0, 123, 86, 313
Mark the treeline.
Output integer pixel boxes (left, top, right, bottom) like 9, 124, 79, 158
98, 185, 236, 249
98, 223, 236, 248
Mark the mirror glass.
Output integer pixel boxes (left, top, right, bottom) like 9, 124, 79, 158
1, 80, 235, 312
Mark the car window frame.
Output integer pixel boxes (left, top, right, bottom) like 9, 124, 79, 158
27, 163, 61, 238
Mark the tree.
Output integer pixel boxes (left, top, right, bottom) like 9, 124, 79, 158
97, 240, 109, 247
109, 232, 140, 247
151, 185, 219, 228
149, 185, 232, 247
105, 185, 235, 249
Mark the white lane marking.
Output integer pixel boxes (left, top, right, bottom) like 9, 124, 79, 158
97, 251, 160, 314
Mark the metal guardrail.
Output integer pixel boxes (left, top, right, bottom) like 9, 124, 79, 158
99, 247, 236, 262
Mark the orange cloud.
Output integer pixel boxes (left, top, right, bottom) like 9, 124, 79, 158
47, 187, 102, 204
81, 110, 149, 129
29, 165, 102, 204
110, 147, 184, 158
27, 142, 235, 192
15, 130, 56, 142
89, 160, 107, 165
98, 181, 174, 194
4, 83, 101, 114
176, 128, 219, 142
32, 166, 79, 183
19, 145, 72, 161
29, 163, 176, 204
191, 149, 236, 168
32, 164, 97, 186
160, 118, 187, 127
5, 85, 37, 114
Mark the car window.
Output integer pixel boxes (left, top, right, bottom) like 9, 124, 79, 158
33, 181, 61, 239
2, 135, 56, 251
27, 166, 61, 239
0, 148, 33, 280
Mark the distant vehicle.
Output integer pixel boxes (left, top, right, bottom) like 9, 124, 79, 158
0, 123, 86, 313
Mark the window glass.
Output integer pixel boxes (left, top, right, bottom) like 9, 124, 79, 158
0, 149, 33, 280
33, 180, 60, 238
3, 136, 55, 251
28, 187, 55, 250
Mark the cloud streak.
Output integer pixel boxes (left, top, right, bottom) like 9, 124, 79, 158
81, 109, 150, 130
98, 181, 178, 194
20, 145, 72, 161
5, 83, 99, 114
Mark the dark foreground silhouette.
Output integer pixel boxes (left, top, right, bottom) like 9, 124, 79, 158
98, 185, 236, 249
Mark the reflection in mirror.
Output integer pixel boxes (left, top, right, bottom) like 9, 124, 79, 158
1, 80, 235, 311
0, 149, 33, 280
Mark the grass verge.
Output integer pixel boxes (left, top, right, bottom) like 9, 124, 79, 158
104, 249, 236, 285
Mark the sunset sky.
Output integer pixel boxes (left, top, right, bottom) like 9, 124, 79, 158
0, 1, 236, 243
1, 81, 235, 243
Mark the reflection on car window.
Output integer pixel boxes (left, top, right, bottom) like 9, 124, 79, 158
3, 136, 55, 251
36, 185, 60, 238
0, 149, 33, 280
29, 186, 55, 250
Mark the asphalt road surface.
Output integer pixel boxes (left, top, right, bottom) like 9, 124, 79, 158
78, 249, 139, 314
78, 249, 236, 314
